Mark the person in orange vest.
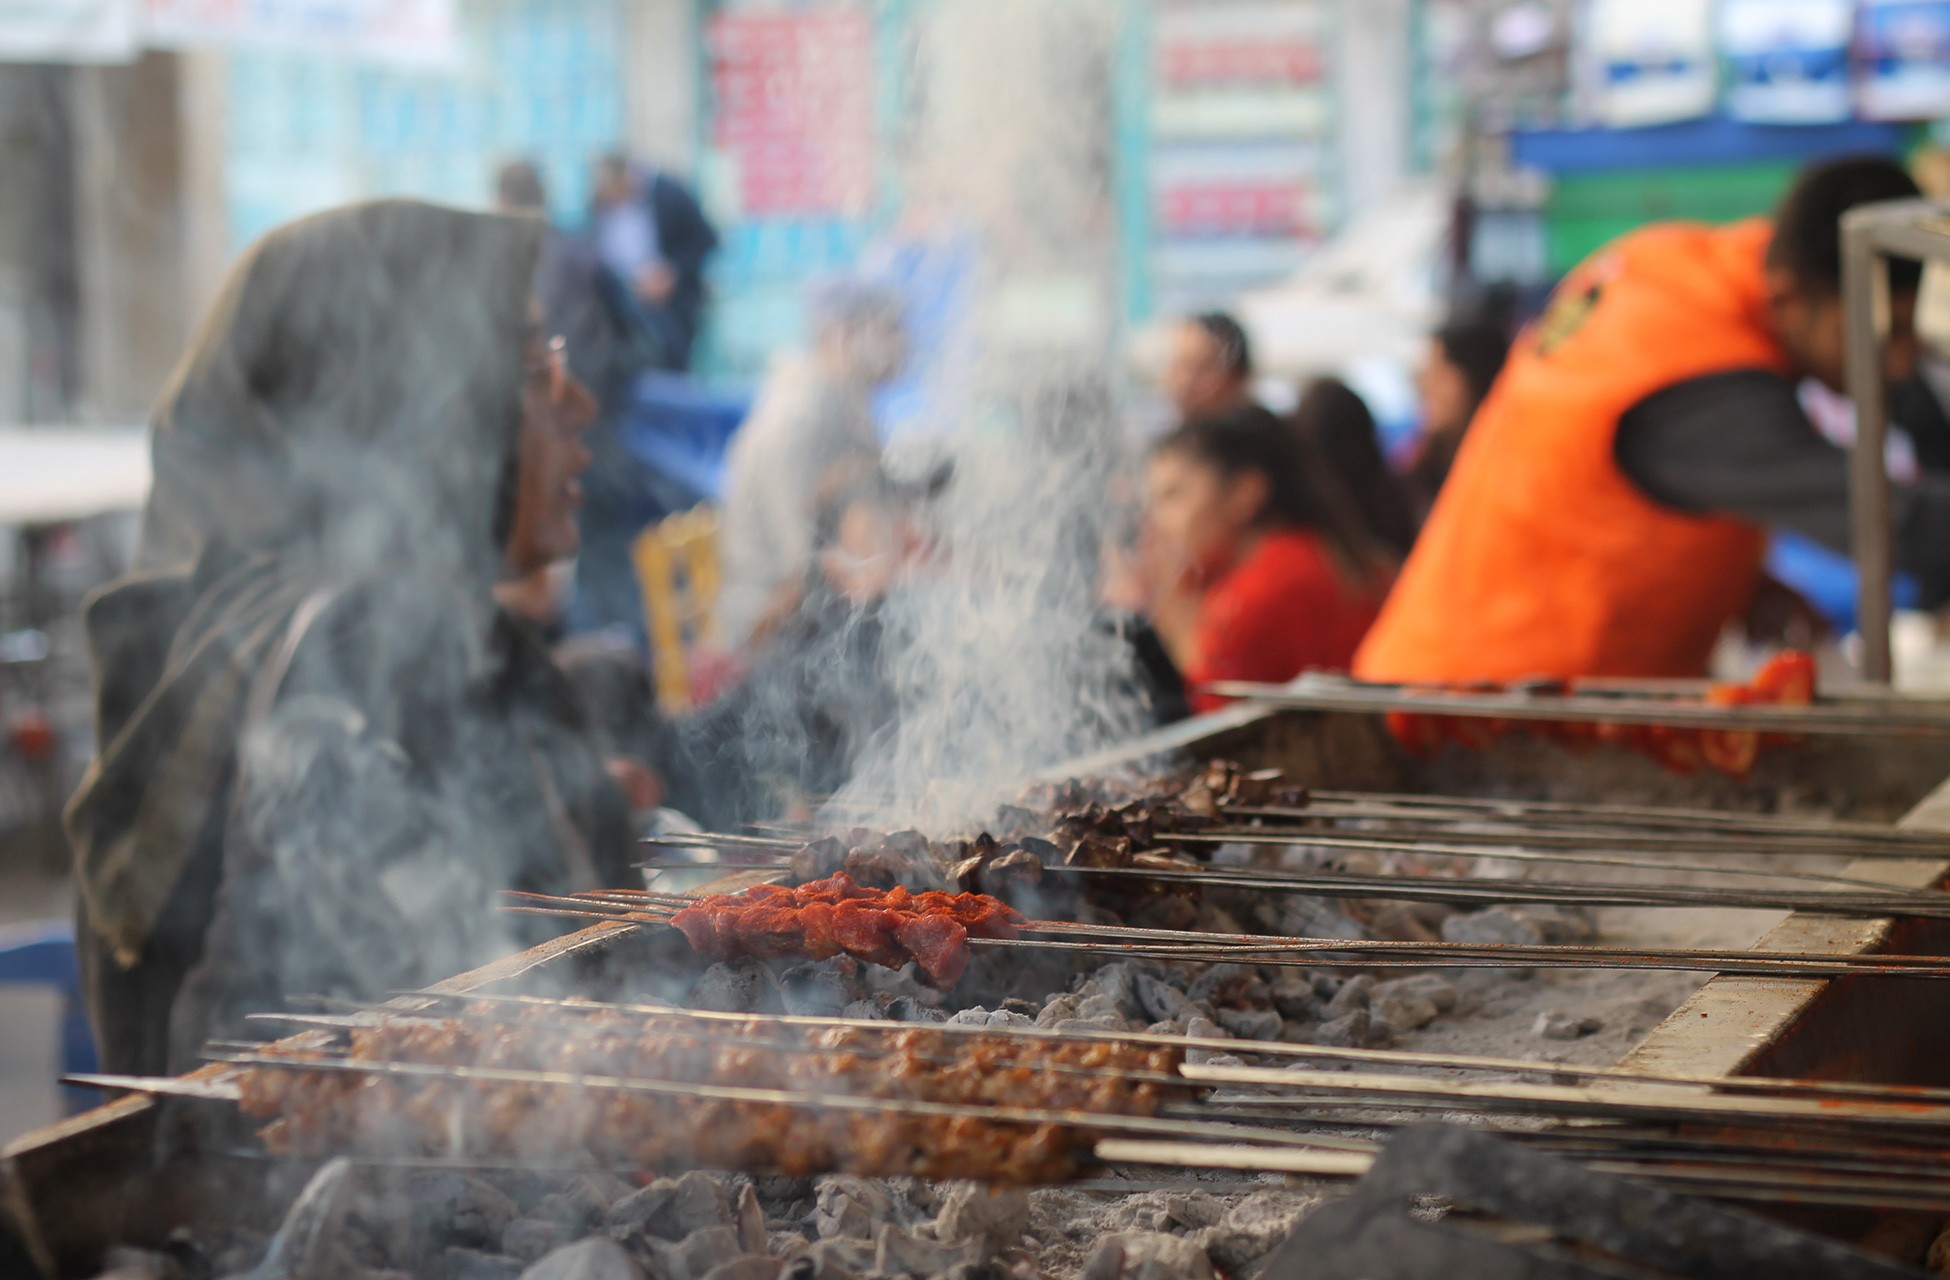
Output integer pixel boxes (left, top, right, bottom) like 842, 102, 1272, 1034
1355, 155, 1948, 682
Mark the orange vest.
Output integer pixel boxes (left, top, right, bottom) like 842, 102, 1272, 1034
1355, 219, 1786, 682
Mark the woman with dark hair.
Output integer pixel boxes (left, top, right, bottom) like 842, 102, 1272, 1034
64, 200, 634, 1074
1138, 404, 1392, 713
1408, 318, 1510, 505
1293, 376, 1419, 559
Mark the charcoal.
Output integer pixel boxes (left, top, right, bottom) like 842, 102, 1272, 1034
1372, 991, 1439, 1032
517, 1239, 644, 1280
1079, 1233, 1214, 1280
734, 1184, 768, 1254
672, 1227, 745, 1280
1374, 974, 1457, 1014
779, 960, 855, 1016
693, 958, 784, 1013
886, 996, 946, 1023
872, 1225, 979, 1278
1312, 1008, 1380, 1048
1101, 1190, 1225, 1234
1073, 993, 1127, 1024
1188, 964, 1271, 1011
791, 836, 847, 878
1272, 896, 1369, 940
1267, 975, 1318, 1021
841, 999, 887, 1021
1534, 1010, 1604, 1040
1195, 1192, 1313, 1272
534, 1185, 609, 1234
1035, 994, 1081, 1027
603, 1173, 732, 1244
939, 1265, 1013, 1280
1214, 1007, 1283, 1041
863, 962, 946, 1006
948, 1007, 1032, 1029
933, 1183, 1030, 1252
1323, 975, 1374, 1019
404, 1176, 523, 1251
446, 1248, 524, 1280
698, 1260, 780, 1280
1131, 974, 1193, 1024
791, 1238, 876, 1280
502, 1220, 567, 1264
999, 997, 1041, 1018
1125, 894, 1198, 932
813, 1178, 898, 1241
1080, 961, 1147, 1021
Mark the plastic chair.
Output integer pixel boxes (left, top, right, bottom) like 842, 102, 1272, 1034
633, 505, 723, 713
0, 920, 99, 1114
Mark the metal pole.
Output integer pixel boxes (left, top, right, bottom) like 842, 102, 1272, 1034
1841, 209, 1895, 684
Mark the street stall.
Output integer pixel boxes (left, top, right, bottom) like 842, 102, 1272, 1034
12, 679, 1950, 1277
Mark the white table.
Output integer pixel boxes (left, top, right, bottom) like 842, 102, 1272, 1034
0, 427, 149, 526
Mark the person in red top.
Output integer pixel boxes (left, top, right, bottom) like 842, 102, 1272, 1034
1137, 405, 1393, 714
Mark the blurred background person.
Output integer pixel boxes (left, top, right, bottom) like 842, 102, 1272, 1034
1136, 404, 1392, 714
62, 201, 635, 1075
1405, 318, 1510, 510
1160, 311, 1257, 425
497, 158, 682, 642
590, 151, 720, 374
1293, 376, 1419, 560
717, 278, 907, 651
682, 468, 925, 828
1359, 156, 1950, 684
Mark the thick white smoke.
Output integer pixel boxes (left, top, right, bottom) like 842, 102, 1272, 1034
827, 0, 1149, 829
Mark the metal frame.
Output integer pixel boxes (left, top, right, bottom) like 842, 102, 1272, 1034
1841, 198, 1950, 683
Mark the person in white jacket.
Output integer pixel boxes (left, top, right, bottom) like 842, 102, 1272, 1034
717, 278, 906, 650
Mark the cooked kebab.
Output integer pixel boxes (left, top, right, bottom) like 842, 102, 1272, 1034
668, 873, 1028, 986
235, 1009, 1187, 1184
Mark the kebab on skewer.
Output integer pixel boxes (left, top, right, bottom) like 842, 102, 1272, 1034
233, 1006, 1189, 1184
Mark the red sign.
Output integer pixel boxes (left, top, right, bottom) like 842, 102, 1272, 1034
708, 8, 876, 216
1158, 39, 1324, 86
1158, 180, 1310, 236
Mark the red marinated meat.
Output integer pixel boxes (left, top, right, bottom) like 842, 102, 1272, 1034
895, 914, 972, 987
730, 904, 805, 958
665, 873, 1020, 985
796, 901, 840, 959
670, 907, 733, 958
830, 902, 910, 970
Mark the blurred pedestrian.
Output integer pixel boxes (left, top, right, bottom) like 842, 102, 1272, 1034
1406, 318, 1509, 508
1137, 404, 1391, 713
717, 279, 907, 651
1293, 376, 1419, 560
1160, 311, 1257, 424
591, 151, 720, 373
498, 158, 695, 642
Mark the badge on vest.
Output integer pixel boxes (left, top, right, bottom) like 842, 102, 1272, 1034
1536, 280, 1604, 356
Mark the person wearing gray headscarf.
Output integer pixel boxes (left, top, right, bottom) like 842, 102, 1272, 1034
64, 200, 634, 1075
717, 277, 907, 650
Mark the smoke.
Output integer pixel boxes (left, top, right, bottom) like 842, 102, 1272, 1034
824, 0, 1147, 829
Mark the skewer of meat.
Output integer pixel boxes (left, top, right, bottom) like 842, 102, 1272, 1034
667, 873, 1025, 986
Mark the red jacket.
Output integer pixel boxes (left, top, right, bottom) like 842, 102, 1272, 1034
1186, 529, 1387, 713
